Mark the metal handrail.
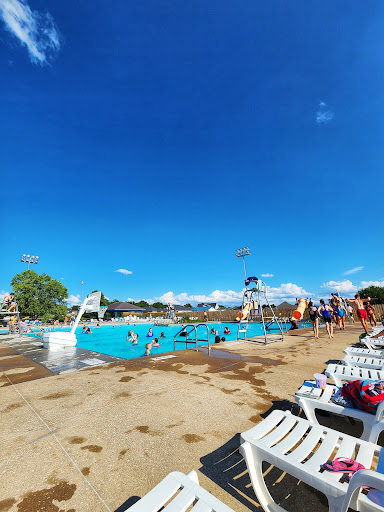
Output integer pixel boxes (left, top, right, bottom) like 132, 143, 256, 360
174, 323, 211, 355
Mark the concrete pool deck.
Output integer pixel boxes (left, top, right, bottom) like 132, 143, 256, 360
0, 324, 374, 511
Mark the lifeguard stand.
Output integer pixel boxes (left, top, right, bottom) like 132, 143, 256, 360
0, 301, 21, 334
237, 277, 284, 345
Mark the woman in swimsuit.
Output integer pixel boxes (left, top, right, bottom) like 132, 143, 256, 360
308, 301, 319, 338
319, 299, 334, 339
365, 302, 377, 327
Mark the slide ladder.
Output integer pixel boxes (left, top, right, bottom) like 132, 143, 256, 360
0, 302, 21, 335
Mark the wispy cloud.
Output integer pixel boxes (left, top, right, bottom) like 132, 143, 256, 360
316, 101, 334, 125
115, 269, 133, 275
344, 266, 364, 276
0, 0, 60, 64
322, 280, 357, 294
0, 290, 9, 302
261, 273, 274, 278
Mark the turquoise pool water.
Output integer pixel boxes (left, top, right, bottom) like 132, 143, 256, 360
27, 321, 294, 360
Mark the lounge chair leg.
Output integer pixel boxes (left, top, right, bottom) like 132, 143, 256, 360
240, 442, 286, 512
299, 401, 318, 424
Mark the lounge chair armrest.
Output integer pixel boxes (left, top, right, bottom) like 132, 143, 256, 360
376, 401, 384, 420
341, 470, 384, 511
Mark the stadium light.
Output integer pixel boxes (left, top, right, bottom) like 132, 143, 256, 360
235, 247, 251, 281
21, 253, 40, 270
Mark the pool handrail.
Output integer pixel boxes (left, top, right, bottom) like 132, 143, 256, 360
174, 323, 211, 355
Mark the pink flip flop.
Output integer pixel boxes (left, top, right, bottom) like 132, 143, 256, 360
322, 457, 365, 474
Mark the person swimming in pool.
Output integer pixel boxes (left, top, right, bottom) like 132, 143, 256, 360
147, 328, 153, 337
144, 342, 152, 356
127, 330, 138, 344
224, 327, 230, 334
210, 328, 215, 335
159, 332, 165, 338
152, 338, 161, 347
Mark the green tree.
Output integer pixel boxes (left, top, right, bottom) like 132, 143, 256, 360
358, 286, 384, 305
152, 302, 166, 309
134, 300, 149, 308
11, 270, 68, 320
184, 303, 192, 308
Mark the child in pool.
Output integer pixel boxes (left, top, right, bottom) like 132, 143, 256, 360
152, 338, 161, 347
159, 332, 165, 338
144, 342, 152, 356
224, 327, 230, 334
127, 330, 138, 344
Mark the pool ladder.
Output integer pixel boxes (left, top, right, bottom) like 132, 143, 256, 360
174, 324, 211, 355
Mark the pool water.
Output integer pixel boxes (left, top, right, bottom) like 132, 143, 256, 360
28, 322, 293, 360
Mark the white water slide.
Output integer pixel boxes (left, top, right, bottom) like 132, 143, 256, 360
43, 291, 101, 350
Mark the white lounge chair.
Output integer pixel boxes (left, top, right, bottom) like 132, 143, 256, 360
362, 337, 384, 351
325, 363, 384, 387
240, 409, 384, 512
344, 347, 384, 359
343, 354, 384, 370
125, 470, 235, 511
295, 380, 384, 443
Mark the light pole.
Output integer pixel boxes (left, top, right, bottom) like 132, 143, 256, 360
20, 254, 39, 270
235, 247, 250, 281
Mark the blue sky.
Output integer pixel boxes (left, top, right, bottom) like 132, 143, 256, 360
1, 0, 383, 306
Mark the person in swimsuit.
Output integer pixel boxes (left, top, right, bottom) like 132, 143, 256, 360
224, 327, 230, 334
3, 293, 16, 313
346, 295, 371, 333
318, 299, 334, 339
365, 302, 377, 327
347, 304, 354, 323
127, 330, 138, 344
308, 301, 319, 338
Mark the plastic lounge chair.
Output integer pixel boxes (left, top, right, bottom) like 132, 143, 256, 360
342, 354, 384, 370
295, 380, 384, 443
125, 470, 235, 512
240, 409, 384, 512
325, 363, 384, 387
344, 347, 384, 359
362, 337, 384, 351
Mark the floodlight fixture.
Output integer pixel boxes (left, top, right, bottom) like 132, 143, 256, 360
235, 246, 251, 280
21, 253, 40, 269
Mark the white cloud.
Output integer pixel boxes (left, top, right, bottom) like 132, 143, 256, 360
266, 283, 312, 302
0, 290, 9, 302
115, 269, 133, 275
261, 273, 274, 278
316, 101, 334, 125
322, 280, 357, 294
360, 280, 384, 288
344, 266, 364, 276
155, 283, 311, 306
0, 0, 60, 64
156, 290, 244, 306
67, 294, 81, 305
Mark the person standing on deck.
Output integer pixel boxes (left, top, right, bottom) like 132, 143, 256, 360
318, 299, 334, 339
346, 295, 371, 333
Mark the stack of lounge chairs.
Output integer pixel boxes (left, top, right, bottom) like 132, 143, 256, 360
126, 331, 384, 512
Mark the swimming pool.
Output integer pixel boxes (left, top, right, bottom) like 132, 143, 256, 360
27, 321, 294, 360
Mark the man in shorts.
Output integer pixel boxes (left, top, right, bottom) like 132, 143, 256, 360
346, 294, 371, 333
3, 293, 16, 312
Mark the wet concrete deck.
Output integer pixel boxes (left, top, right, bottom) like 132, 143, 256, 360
0, 324, 372, 511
